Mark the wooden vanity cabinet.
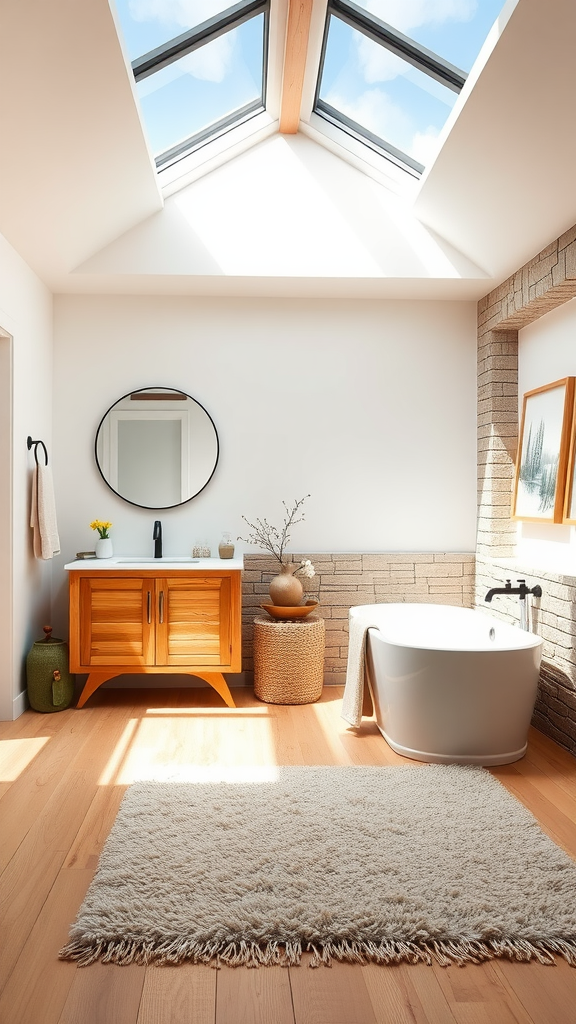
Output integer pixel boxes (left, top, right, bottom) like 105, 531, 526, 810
68, 569, 241, 708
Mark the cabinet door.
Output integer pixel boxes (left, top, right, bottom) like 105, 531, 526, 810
79, 577, 155, 667
155, 576, 235, 668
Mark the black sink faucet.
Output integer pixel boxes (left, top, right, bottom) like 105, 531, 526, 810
153, 520, 162, 558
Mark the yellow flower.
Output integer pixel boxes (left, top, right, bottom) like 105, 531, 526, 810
90, 520, 113, 538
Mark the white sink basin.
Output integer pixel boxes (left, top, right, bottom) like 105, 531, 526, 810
114, 557, 200, 564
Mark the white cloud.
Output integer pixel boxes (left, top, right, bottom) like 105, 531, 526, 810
362, 0, 477, 34
354, 0, 477, 85
409, 126, 441, 165
326, 87, 411, 143
136, 31, 234, 96
356, 37, 407, 83
128, 0, 235, 82
179, 33, 234, 82
327, 87, 443, 168
128, 0, 229, 29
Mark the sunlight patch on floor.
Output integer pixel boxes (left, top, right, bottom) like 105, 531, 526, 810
98, 718, 139, 785
144, 705, 270, 716
309, 699, 357, 761
119, 764, 281, 783
0, 736, 49, 780
101, 707, 279, 784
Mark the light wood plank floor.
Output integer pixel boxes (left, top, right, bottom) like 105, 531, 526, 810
1, 686, 576, 1024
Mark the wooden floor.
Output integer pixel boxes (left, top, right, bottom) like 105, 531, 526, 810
1, 686, 576, 1024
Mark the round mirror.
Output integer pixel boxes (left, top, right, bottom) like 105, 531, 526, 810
95, 387, 219, 509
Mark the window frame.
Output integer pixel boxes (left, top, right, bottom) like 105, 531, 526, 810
131, 0, 271, 172
313, 0, 467, 178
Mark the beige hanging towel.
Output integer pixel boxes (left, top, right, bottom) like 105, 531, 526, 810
31, 463, 61, 559
341, 606, 377, 727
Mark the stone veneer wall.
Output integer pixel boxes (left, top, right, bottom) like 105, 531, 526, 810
242, 552, 475, 681
477, 224, 576, 753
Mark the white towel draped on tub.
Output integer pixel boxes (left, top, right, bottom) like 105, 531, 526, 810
341, 606, 379, 727
31, 463, 60, 559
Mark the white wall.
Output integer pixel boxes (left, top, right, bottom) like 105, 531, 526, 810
0, 231, 53, 719
75, 134, 487, 296
517, 297, 576, 570
52, 294, 477, 634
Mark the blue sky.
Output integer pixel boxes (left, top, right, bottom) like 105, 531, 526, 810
113, 0, 505, 166
319, 0, 506, 166
115, 0, 265, 156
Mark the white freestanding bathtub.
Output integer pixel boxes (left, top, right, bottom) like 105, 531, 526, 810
363, 603, 542, 766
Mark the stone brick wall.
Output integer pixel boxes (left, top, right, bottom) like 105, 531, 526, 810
478, 226, 576, 332
242, 552, 475, 682
477, 329, 518, 559
475, 557, 576, 752
476, 222, 576, 754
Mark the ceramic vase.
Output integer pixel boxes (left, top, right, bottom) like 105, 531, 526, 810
269, 563, 303, 606
95, 537, 113, 559
26, 626, 74, 713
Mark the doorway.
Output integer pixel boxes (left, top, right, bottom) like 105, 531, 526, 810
0, 325, 13, 718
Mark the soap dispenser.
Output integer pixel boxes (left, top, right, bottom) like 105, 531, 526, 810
218, 532, 235, 559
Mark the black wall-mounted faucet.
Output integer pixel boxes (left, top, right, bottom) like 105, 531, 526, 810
485, 578, 542, 631
153, 520, 162, 559
485, 579, 542, 602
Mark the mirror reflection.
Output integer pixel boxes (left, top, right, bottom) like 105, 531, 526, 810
95, 387, 219, 509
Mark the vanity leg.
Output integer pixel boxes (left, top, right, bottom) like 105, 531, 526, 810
77, 671, 120, 708
191, 672, 236, 708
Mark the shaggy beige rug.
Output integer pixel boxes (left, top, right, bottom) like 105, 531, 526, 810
60, 765, 576, 968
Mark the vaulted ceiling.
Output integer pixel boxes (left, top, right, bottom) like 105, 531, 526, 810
0, 0, 575, 298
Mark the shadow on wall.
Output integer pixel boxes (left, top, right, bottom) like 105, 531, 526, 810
476, 331, 518, 560
534, 661, 576, 754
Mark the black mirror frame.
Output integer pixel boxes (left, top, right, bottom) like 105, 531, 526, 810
94, 386, 220, 510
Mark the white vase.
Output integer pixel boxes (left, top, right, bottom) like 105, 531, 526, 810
95, 537, 113, 559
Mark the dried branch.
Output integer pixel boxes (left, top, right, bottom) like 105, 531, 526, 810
238, 495, 311, 567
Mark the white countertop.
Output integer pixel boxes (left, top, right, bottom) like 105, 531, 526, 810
64, 556, 244, 571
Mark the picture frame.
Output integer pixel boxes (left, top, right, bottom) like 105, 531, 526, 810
512, 377, 575, 523
563, 385, 576, 525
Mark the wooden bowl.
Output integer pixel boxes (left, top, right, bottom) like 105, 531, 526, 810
260, 600, 319, 620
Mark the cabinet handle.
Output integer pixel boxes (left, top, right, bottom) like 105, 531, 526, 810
147, 591, 151, 624
159, 590, 164, 624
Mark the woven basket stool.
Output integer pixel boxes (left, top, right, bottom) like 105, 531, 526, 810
253, 614, 325, 704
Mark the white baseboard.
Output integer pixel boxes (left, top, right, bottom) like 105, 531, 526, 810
13, 689, 29, 718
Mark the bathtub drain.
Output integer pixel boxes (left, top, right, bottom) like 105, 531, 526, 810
489, 627, 496, 641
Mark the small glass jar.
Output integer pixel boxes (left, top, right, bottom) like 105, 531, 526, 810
201, 540, 211, 558
192, 543, 202, 558
218, 532, 235, 559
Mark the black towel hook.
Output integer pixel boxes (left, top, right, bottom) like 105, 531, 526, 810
27, 436, 48, 466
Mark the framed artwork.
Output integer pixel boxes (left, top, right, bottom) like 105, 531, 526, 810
512, 377, 575, 523
563, 386, 576, 524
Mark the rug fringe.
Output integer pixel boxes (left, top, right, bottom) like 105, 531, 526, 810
58, 936, 576, 969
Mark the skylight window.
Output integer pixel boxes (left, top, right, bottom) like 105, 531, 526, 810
314, 0, 506, 176
114, 0, 269, 171
351, 0, 506, 73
